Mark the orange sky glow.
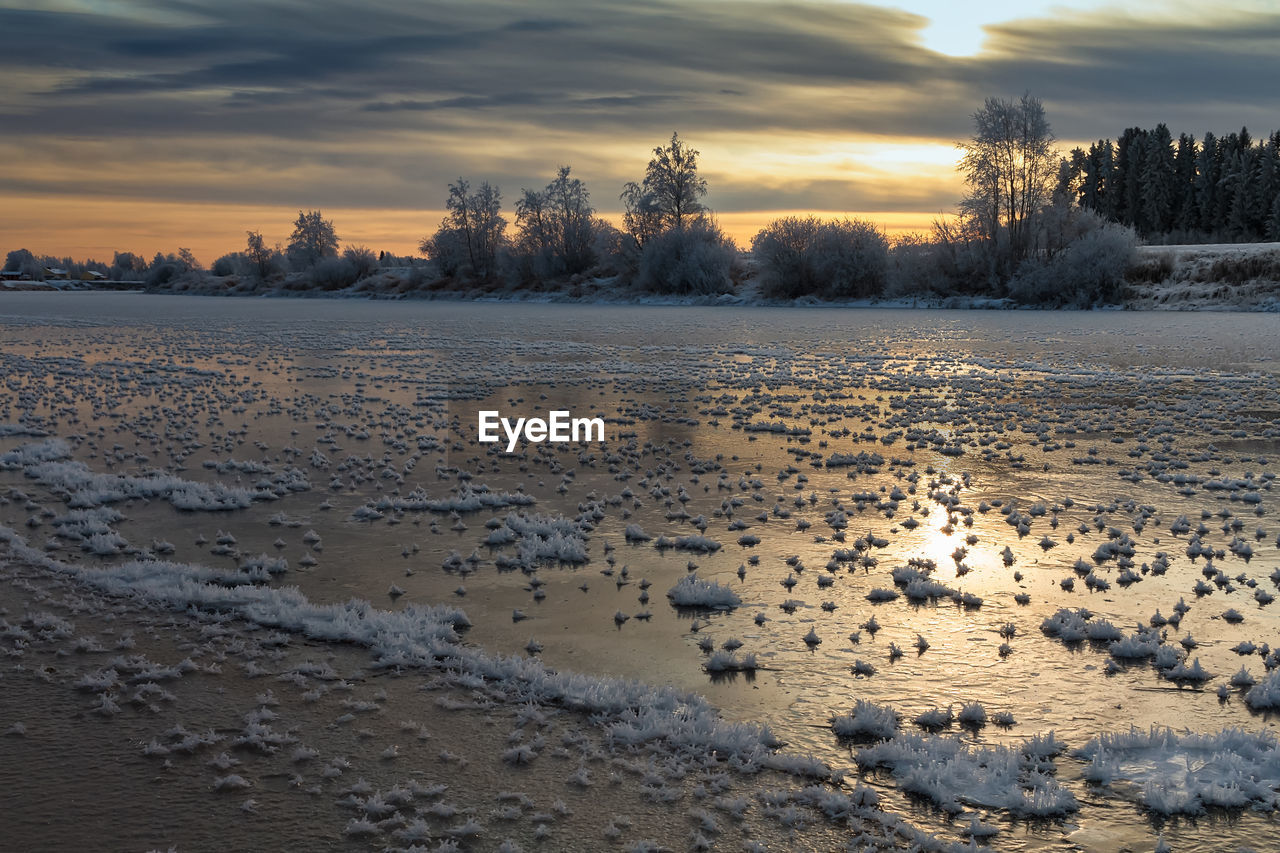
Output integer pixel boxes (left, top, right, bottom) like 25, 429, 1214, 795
2, 1, 1278, 266
0, 198, 953, 266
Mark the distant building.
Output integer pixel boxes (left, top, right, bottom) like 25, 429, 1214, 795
44, 267, 69, 280
83, 270, 107, 281
0, 270, 27, 281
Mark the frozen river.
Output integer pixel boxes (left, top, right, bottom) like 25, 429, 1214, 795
2, 293, 1279, 852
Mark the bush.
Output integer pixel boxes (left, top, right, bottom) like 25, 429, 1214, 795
636, 220, 739, 295
885, 234, 949, 298
211, 253, 243, 277
421, 227, 470, 279
309, 257, 359, 290
342, 245, 379, 280
1008, 222, 1137, 307
146, 262, 181, 287
751, 216, 888, 299
912, 217, 994, 296
1124, 252, 1176, 284
1200, 251, 1280, 285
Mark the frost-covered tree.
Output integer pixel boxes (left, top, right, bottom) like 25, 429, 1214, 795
342, 245, 379, 280
421, 178, 507, 280
109, 251, 145, 281
621, 132, 708, 244
245, 230, 280, 279
958, 94, 1057, 270
145, 249, 199, 287
635, 218, 738, 295
4, 248, 41, 279
514, 166, 599, 278
286, 210, 339, 269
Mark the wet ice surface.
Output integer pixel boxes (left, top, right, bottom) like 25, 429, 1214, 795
2, 293, 1280, 851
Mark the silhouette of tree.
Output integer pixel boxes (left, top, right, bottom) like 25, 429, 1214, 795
621, 132, 708, 244
246, 231, 277, 279
958, 94, 1057, 269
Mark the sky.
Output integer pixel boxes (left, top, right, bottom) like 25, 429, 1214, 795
2, 0, 1279, 264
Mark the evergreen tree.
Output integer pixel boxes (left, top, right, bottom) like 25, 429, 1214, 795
1172, 133, 1199, 234
1194, 132, 1219, 234
1060, 121, 1279, 243
1094, 139, 1115, 220
1267, 193, 1280, 242
1214, 132, 1243, 227
1055, 149, 1086, 207
1219, 149, 1246, 238
1113, 128, 1145, 228
1250, 141, 1277, 235
1140, 124, 1175, 235
1078, 142, 1107, 213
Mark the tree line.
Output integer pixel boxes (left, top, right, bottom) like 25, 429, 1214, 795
7, 98, 1278, 306
1059, 125, 1280, 243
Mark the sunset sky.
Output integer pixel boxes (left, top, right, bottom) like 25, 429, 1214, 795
2, 0, 1278, 264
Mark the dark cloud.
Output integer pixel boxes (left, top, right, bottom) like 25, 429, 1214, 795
1, 0, 1278, 216
363, 93, 550, 113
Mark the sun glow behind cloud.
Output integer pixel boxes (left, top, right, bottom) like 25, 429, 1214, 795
2, 0, 1279, 260
890, 0, 1235, 56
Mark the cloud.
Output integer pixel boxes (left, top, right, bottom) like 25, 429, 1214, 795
2, 0, 1279, 252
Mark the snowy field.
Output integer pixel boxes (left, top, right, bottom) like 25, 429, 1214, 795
1129, 243, 1280, 312
2, 293, 1280, 852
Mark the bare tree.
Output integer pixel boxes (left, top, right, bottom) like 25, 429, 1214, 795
246, 230, 277, 279
959, 94, 1057, 269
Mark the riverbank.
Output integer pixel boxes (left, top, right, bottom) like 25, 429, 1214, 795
7, 242, 1280, 311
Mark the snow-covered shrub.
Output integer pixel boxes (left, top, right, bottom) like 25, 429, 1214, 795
342, 245, 380, 280
1008, 218, 1137, 307
751, 216, 888, 299
211, 252, 244, 277
884, 233, 950, 298
623, 523, 651, 542
308, 257, 360, 291
636, 220, 739, 295
422, 227, 472, 279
